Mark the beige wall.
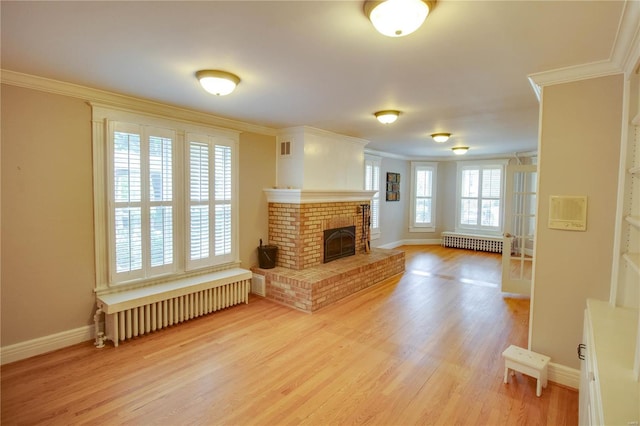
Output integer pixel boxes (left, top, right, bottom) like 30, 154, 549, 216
1, 85, 96, 346
375, 157, 409, 247
1, 84, 276, 347
531, 74, 623, 368
238, 132, 276, 269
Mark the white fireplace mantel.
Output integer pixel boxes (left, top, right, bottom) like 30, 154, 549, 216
263, 188, 377, 204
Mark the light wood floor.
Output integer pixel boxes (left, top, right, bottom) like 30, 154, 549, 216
1, 246, 578, 425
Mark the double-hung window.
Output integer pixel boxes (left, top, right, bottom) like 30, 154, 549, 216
410, 162, 437, 232
364, 155, 381, 239
92, 105, 239, 290
456, 160, 507, 234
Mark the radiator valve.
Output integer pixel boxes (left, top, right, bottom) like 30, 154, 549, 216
94, 332, 105, 349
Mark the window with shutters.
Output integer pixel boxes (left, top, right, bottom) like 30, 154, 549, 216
455, 160, 507, 234
92, 105, 239, 289
410, 162, 437, 232
364, 155, 381, 239
186, 134, 234, 270
110, 122, 175, 282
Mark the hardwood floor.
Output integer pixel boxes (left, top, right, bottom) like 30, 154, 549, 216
1, 246, 578, 425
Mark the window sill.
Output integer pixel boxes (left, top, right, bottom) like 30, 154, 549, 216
97, 261, 242, 294
409, 226, 436, 233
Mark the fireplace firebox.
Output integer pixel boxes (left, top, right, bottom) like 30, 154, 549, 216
324, 226, 356, 263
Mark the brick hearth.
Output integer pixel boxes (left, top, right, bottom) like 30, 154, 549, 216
252, 248, 405, 313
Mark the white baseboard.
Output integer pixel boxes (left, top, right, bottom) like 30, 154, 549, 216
548, 362, 580, 389
1, 325, 94, 365
377, 239, 442, 249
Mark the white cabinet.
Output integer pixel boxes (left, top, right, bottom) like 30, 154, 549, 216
580, 300, 638, 425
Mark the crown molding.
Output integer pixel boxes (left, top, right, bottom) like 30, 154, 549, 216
0, 69, 279, 137
278, 125, 370, 147
527, 60, 621, 94
528, 0, 640, 93
611, 0, 640, 76
364, 148, 408, 160
364, 148, 534, 163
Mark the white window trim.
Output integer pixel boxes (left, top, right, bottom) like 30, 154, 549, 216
91, 103, 240, 293
410, 161, 438, 233
364, 154, 381, 240
454, 159, 509, 236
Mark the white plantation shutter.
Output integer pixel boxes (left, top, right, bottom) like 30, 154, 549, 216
187, 135, 235, 269
371, 164, 379, 229
149, 135, 173, 268
415, 168, 432, 224
214, 145, 232, 256
410, 162, 437, 231
110, 122, 175, 283
456, 162, 505, 233
481, 168, 502, 227
364, 156, 380, 232
113, 129, 142, 278
460, 169, 479, 226
189, 142, 210, 261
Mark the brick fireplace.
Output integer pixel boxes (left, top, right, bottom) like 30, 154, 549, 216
269, 200, 365, 270
252, 189, 405, 312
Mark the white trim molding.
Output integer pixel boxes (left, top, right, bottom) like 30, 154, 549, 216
528, 0, 640, 95
279, 125, 370, 148
376, 239, 441, 249
1, 325, 94, 365
0, 69, 278, 137
547, 362, 580, 390
263, 188, 376, 204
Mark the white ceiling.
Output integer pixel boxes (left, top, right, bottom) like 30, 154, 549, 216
0, 1, 627, 158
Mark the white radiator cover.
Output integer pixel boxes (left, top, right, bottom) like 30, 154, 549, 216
96, 268, 251, 347
441, 232, 503, 253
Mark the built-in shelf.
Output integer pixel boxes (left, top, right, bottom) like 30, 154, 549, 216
626, 215, 640, 229
623, 252, 640, 275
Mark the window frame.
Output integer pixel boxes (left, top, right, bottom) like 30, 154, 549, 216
364, 154, 381, 240
91, 104, 240, 292
455, 159, 508, 236
410, 162, 438, 233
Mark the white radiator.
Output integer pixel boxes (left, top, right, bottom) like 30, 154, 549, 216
441, 232, 503, 253
96, 269, 251, 347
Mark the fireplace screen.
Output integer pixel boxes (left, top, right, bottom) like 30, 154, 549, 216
324, 226, 356, 263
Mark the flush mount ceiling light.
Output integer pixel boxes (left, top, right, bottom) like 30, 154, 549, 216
364, 0, 435, 37
452, 146, 469, 155
431, 133, 451, 143
374, 110, 401, 124
196, 70, 241, 96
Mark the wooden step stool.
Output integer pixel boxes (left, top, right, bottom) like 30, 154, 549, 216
502, 345, 550, 397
